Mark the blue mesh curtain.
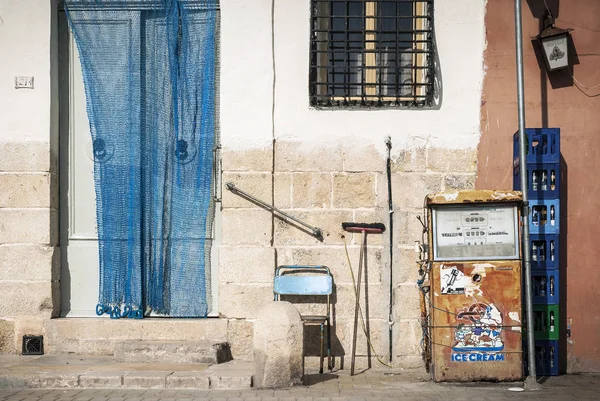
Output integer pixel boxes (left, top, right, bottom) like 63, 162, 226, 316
64, 0, 219, 318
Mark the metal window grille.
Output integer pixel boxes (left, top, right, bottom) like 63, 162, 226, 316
22, 335, 44, 356
310, 0, 435, 107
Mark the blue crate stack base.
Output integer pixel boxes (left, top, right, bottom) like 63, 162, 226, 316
514, 128, 561, 376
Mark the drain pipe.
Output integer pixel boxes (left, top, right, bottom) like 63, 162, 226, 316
514, 0, 541, 391
385, 136, 394, 363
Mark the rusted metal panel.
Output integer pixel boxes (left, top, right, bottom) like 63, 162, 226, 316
426, 190, 522, 206
430, 261, 523, 381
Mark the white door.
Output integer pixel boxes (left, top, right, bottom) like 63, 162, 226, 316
58, 10, 220, 317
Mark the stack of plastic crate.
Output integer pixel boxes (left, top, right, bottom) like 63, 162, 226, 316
514, 128, 560, 376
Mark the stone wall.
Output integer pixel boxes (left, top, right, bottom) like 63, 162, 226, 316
219, 142, 477, 368
0, 140, 59, 353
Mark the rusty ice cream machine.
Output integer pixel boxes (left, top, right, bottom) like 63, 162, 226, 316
423, 191, 524, 382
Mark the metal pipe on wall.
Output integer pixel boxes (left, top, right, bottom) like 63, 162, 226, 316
514, 0, 541, 390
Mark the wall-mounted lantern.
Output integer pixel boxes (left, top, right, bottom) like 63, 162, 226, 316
534, 13, 573, 72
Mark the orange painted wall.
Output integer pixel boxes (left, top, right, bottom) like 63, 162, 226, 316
477, 0, 600, 372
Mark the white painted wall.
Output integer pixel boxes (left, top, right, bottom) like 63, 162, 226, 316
220, 0, 487, 154
1, 0, 486, 150
0, 1, 53, 142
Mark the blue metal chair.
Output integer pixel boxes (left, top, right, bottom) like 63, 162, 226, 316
274, 265, 333, 374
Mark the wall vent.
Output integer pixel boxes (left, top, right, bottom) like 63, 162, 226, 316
22, 335, 44, 355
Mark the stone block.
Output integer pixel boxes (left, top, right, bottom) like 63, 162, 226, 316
227, 319, 254, 360
123, 371, 170, 388
274, 173, 292, 208
0, 282, 54, 317
0, 141, 50, 172
274, 210, 353, 246
166, 371, 210, 389
444, 173, 476, 191
14, 317, 45, 353
219, 246, 276, 284
350, 209, 390, 246
0, 173, 55, 208
392, 145, 427, 173
254, 302, 303, 388
44, 318, 228, 354
0, 209, 57, 245
291, 173, 332, 208
392, 173, 443, 209
332, 173, 377, 208
427, 148, 477, 173
0, 319, 15, 354
327, 317, 388, 358
394, 246, 421, 284
394, 319, 422, 357
394, 283, 421, 320
222, 172, 273, 208
393, 355, 427, 370
220, 209, 272, 246
275, 141, 343, 172
333, 283, 388, 320
395, 210, 427, 246
276, 245, 384, 285
0, 374, 40, 388
210, 373, 252, 390
342, 142, 385, 173
114, 341, 232, 364
218, 283, 273, 319
38, 373, 80, 388
206, 359, 253, 389
79, 371, 123, 388
221, 146, 273, 172
0, 244, 57, 282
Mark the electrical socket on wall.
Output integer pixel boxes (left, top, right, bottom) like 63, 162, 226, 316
14, 76, 34, 89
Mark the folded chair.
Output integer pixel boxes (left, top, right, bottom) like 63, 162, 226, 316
274, 265, 333, 374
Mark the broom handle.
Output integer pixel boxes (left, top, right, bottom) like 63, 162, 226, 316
350, 230, 366, 376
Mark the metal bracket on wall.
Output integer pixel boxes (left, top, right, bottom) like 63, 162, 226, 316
225, 182, 324, 241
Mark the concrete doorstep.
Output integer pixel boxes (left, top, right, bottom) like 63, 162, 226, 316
0, 355, 253, 390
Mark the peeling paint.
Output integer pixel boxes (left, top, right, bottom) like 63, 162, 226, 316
490, 192, 520, 200
441, 192, 459, 201
473, 263, 496, 269
427, 190, 522, 205
509, 312, 521, 322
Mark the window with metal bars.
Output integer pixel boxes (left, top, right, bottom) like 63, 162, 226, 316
310, 0, 435, 107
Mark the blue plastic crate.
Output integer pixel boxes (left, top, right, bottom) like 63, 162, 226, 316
523, 340, 560, 376
514, 162, 560, 200
527, 199, 560, 235
513, 128, 560, 165
531, 270, 559, 305
529, 234, 559, 270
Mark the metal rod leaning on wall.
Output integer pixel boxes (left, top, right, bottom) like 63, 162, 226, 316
514, 0, 541, 390
225, 182, 324, 241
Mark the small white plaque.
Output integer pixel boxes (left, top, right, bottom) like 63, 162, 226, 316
14, 76, 34, 89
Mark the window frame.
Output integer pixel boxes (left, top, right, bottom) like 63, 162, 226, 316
309, 0, 435, 108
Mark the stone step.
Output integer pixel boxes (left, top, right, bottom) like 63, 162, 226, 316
44, 318, 228, 355
114, 340, 232, 364
203, 359, 253, 389
0, 355, 253, 390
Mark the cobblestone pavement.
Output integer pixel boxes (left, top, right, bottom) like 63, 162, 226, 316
1, 371, 599, 401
